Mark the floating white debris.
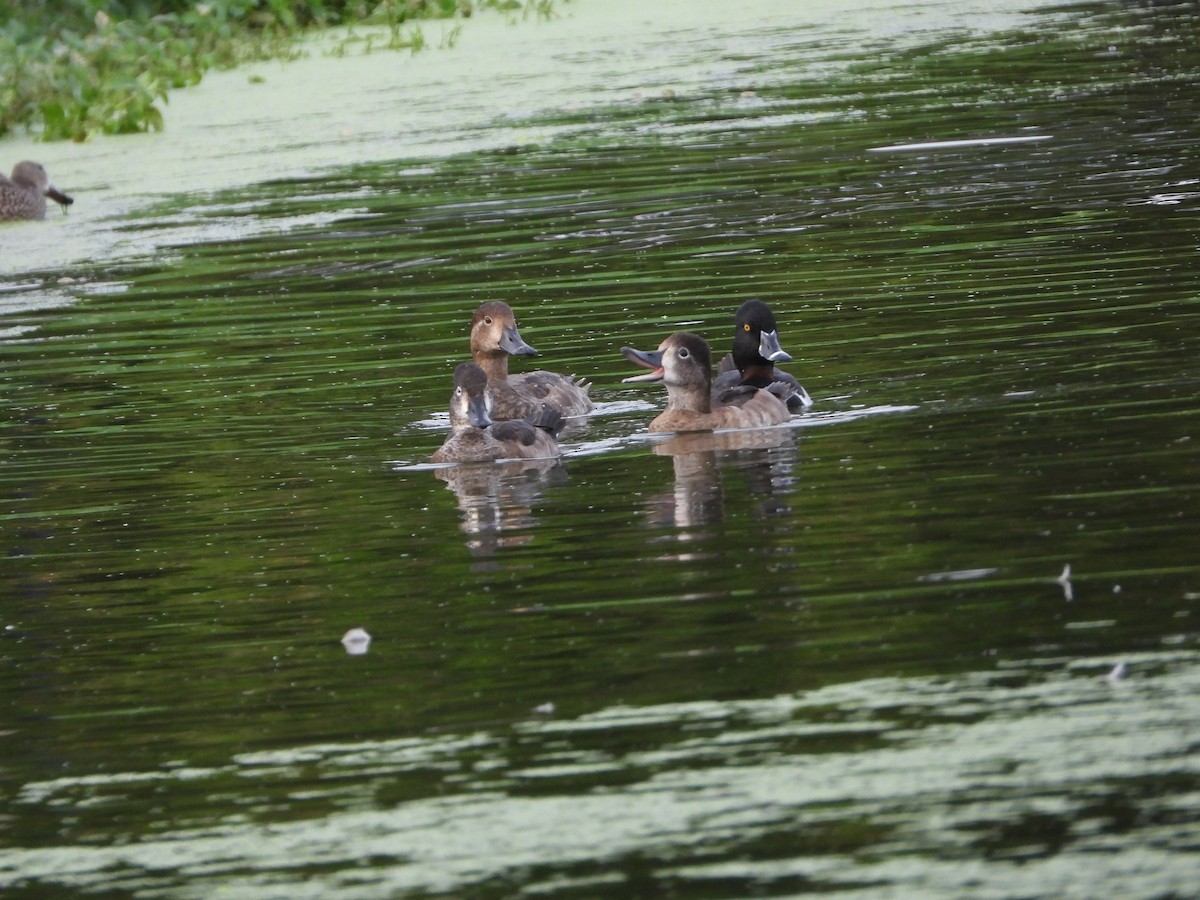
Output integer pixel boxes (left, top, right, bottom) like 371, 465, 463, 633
1057, 564, 1074, 602
340, 627, 372, 656
867, 135, 1053, 153
918, 567, 997, 583
1104, 661, 1127, 684
533, 702, 556, 716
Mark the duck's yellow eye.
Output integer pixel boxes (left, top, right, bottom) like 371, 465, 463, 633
743, 323, 751, 332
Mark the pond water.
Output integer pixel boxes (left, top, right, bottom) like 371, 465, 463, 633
2, 0, 1199, 896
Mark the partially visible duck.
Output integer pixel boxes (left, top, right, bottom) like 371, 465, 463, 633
622, 332, 795, 433
0, 161, 74, 221
469, 301, 593, 419
432, 363, 565, 463
713, 299, 812, 411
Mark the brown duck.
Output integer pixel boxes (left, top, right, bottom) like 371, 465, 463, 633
622, 331, 795, 433
432, 363, 565, 463
469, 301, 592, 420
1, 161, 74, 221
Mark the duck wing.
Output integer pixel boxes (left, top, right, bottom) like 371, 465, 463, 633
714, 366, 812, 412
765, 374, 812, 411
510, 370, 593, 416
522, 407, 566, 437
714, 383, 763, 408
490, 419, 543, 448
711, 381, 799, 428
489, 419, 561, 458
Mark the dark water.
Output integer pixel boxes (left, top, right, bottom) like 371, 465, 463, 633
3, 1, 1199, 896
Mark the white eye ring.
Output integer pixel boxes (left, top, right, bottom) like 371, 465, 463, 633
678, 348, 690, 358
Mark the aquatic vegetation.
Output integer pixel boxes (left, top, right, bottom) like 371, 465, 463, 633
0, 0, 559, 141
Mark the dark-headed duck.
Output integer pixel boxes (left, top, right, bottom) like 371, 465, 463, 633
432, 363, 564, 463
0, 161, 74, 221
713, 299, 812, 411
622, 332, 795, 433
469, 301, 593, 420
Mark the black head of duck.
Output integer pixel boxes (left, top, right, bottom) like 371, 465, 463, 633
432, 362, 564, 463
0, 161, 74, 221
467, 301, 593, 419
622, 331, 794, 433
731, 299, 791, 375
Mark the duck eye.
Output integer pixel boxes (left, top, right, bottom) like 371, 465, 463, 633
678, 347, 690, 358
483, 316, 493, 325
743, 323, 751, 332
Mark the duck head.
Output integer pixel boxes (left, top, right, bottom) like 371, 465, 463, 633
448, 363, 495, 429
732, 299, 791, 369
13, 160, 74, 210
622, 331, 714, 413
470, 301, 538, 361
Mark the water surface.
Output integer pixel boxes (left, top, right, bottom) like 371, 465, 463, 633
2, 0, 1199, 896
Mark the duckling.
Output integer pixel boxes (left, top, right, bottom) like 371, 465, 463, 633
622, 332, 795, 433
713, 299, 812, 411
0, 161, 74, 221
432, 363, 565, 463
469, 301, 593, 419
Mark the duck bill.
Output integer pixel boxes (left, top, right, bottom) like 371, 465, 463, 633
621, 346, 665, 382
499, 323, 537, 357
45, 186, 74, 208
466, 394, 494, 429
758, 329, 792, 363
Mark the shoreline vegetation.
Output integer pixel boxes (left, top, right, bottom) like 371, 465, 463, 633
0, 0, 558, 142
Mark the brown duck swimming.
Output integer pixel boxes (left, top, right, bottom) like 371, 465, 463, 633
432, 363, 565, 463
622, 331, 795, 433
712, 299, 812, 411
0, 161, 74, 221
469, 301, 592, 420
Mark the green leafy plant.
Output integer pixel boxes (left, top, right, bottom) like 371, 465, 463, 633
0, 0, 561, 141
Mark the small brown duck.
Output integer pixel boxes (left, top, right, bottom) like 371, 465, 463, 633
0, 161, 74, 221
713, 299, 812, 411
432, 363, 565, 463
469, 301, 593, 420
622, 331, 795, 433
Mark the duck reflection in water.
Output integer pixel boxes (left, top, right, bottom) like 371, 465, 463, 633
643, 429, 798, 531
432, 362, 567, 558
436, 458, 567, 559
